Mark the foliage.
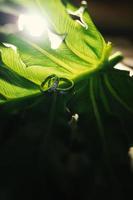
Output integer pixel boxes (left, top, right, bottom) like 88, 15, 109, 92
0, 0, 132, 131
0, 1, 133, 199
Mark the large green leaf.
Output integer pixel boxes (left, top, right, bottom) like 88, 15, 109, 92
0, 0, 132, 134
0, 0, 113, 104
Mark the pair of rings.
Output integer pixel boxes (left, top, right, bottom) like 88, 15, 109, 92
40, 74, 74, 93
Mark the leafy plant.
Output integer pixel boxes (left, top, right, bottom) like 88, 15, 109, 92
0, 0, 133, 125
0, 0, 133, 199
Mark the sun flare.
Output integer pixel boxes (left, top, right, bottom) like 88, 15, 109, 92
18, 14, 47, 37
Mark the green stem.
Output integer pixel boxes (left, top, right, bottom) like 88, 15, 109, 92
108, 52, 123, 68
89, 76, 104, 137
73, 52, 123, 84
98, 77, 111, 113
46, 92, 57, 135
104, 74, 133, 113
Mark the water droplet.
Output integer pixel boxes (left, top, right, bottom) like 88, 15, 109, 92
47, 29, 66, 50
67, 1, 88, 30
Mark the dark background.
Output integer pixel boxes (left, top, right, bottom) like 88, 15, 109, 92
72, 0, 133, 35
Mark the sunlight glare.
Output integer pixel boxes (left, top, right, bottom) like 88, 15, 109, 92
18, 14, 47, 37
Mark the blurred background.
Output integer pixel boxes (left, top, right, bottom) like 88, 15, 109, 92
74, 0, 133, 35
0, 0, 133, 69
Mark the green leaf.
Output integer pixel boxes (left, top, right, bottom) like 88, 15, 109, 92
0, 43, 41, 101
0, 0, 133, 166
0, 0, 113, 104
0, 0, 133, 138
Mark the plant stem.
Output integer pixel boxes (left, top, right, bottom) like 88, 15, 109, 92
108, 51, 123, 68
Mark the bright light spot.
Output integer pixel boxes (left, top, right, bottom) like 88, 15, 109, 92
18, 14, 47, 37
128, 147, 133, 171
73, 114, 79, 122
3, 43, 17, 51
18, 13, 65, 49
128, 147, 133, 159
69, 113, 79, 127
115, 63, 133, 77
81, 1, 87, 6
47, 29, 65, 50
